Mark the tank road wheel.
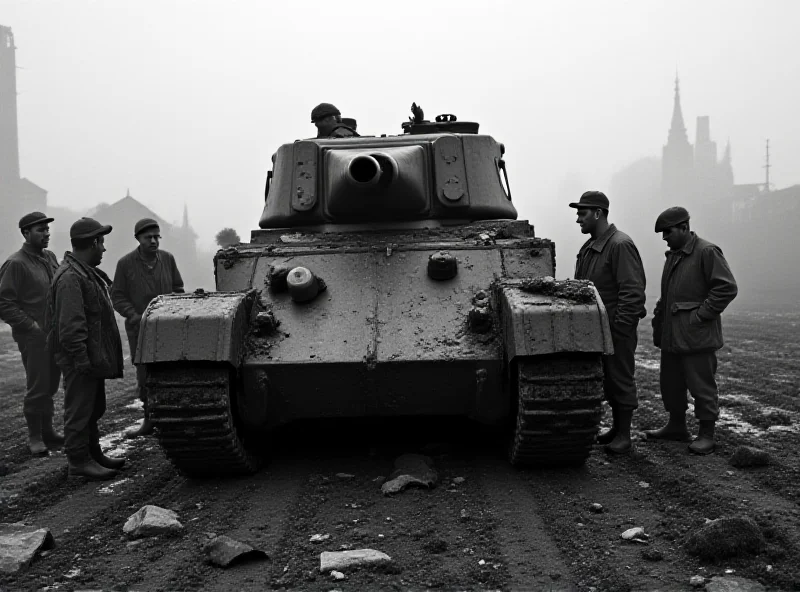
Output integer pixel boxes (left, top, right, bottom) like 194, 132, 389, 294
146, 364, 261, 477
509, 353, 604, 466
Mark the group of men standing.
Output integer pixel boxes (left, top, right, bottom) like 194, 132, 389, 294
571, 191, 738, 456
0, 213, 183, 480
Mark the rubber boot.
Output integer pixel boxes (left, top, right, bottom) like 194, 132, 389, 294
125, 400, 154, 439
24, 413, 48, 456
68, 452, 118, 481
41, 412, 65, 449
596, 407, 618, 445
90, 442, 126, 470
644, 412, 691, 442
605, 409, 633, 454
688, 420, 716, 455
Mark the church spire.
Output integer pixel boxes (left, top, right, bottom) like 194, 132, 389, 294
723, 138, 731, 163
182, 202, 189, 228
668, 73, 689, 144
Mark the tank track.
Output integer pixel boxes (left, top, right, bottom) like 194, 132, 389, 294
509, 353, 604, 466
146, 365, 261, 477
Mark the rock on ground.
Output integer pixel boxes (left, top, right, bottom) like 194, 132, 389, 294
320, 549, 392, 572
381, 454, 438, 495
686, 516, 765, 560
203, 535, 267, 568
123, 505, 184, 539
0, 523, 55, 574
705, 575, 767, 592
729, 446, 771, 468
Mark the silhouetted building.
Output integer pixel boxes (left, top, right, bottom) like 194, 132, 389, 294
661, 76, 734, 207
0, 26, 48, 259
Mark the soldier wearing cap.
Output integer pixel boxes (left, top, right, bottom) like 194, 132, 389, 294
310, 103, 359, 139
0, 212, 63, 455
112, 218, 184, 438
645, 207, 737, 455
44, 217, 125, 480
571, 191, 647, 454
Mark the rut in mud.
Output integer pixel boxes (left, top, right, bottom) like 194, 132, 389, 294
0, 310, 799, 591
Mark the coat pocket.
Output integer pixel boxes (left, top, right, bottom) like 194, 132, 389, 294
670, 305, 720, 353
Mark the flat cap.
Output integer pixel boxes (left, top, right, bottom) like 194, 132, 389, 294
569, 190, 610, 210
70, 217, 113, 240
654, 207, 690, 232
19, 211, 54, 230
134, 218, 160, 237
310, 102, 341, 123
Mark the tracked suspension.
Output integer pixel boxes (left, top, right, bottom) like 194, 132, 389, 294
146, 365, 260, 476
509, 354, 604, 466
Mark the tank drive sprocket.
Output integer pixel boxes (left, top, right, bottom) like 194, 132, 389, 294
147, 364, 260, 476
509, 353, 604, 466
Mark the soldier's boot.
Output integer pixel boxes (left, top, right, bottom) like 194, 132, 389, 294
596, 407, 619, 445
68, 451, 117, 481
89, 442, 126, 470
688, 420, 716, 455
644, 412, 691, 442
24, 413, 49, 456
125, 400, 154, 439
605, 409, 633, 454
41, 412, 65, 449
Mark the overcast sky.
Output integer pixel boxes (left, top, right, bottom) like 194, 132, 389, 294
4, 0, 798, 253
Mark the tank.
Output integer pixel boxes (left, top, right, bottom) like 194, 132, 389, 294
135, 107, 613, 476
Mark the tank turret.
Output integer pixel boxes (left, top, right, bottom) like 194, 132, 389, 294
136, 106, 613, 477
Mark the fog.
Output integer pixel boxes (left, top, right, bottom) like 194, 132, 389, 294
4, 1, 799, 297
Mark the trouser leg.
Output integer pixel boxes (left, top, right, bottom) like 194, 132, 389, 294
683, 351, 719, 421
659, 351, 688, 413
126, 328, 145, 401
603, 325, 639, 411
63, 369, 107, 459
17, 333, 61, 418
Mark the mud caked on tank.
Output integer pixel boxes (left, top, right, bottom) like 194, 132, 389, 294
135, 105, 614, 476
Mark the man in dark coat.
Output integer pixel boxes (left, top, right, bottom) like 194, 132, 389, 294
646, 207, 738, 455
0, 212, 63, 455
45, 218, 125, 480
571, 191, 647, 454
310, 103, 359, 138
112, 218, 184, 438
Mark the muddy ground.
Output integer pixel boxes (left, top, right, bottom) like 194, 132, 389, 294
1, 311, 798, 591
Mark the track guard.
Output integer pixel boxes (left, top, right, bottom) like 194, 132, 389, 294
135, 290, 257, 365
495, 280, 613, 361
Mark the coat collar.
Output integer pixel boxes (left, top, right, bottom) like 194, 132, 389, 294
587, 224, 618, 252
64, 252, 112, 286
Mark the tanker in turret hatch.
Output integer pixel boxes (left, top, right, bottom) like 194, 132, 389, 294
135, 105, 613, 476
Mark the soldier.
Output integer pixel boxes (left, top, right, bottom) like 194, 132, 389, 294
0, 212, 63, 455
311, 103, 359, 138
45, 218, 125, 480
571, 191, 647, 454
112, 218, 184, 438
646, 207, 738, 455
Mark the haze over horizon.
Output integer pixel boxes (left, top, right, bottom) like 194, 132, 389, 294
4, 0, 798, 257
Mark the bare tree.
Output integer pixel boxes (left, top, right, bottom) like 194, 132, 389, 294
215, 227, 241, 247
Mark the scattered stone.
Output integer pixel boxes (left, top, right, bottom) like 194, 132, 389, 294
689, 575, 705, 588
0, 523, 55, 573
641, 548, 664, 561
381, 454, 438, 495
372, 476, 385, 483
686, 516, 765, 560
319, 549, 392, 572
478, 559, 486, 565
589, 503, 604, 514
729, 446, 771, 468
452, 477, 465, 485
336, 473, 355, 480
331, 570, 345, 580
705, 576, 766, 592
638, 481, 650, 489
620, 527, 649, 543
310, 534, 331, 543
203, 535, 268, 568
123, 505, 183, 539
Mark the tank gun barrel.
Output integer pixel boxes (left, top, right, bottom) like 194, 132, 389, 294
345, 152, 399, 189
